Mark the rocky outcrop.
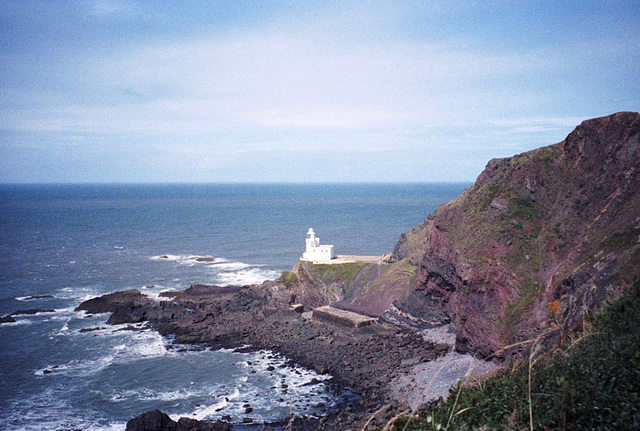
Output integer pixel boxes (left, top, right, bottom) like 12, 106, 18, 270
8, 308, 56, 316
289, 260, 415, 318
74, 289, 153, 314
392, 112, 640, 359
0, 315, 16, 324
125, 409, 231, 431
1, 308, 56, 324
78, 279, 451, 429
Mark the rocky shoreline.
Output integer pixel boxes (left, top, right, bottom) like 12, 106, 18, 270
76, 282, 463, 430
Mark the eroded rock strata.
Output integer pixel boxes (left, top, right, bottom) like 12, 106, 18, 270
392, 111, 640, 359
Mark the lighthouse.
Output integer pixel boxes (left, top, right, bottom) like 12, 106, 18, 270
301, 228, 335, 262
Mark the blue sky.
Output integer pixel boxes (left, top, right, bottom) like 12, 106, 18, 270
1, 0, 638, 183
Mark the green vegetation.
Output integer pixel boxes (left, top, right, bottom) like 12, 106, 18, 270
365, 260, 417, 293
277, 271, 298, 287
394, 279, 640, 430
475, 182, 501, 212
504, 198, 538, 222
310, 262, 368, 283
601, 225, 640, 251
501, 280, 544, 340
532, 145, 560, 170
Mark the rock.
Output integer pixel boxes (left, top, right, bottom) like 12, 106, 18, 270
79, 327, 106, 333
314, 364, 328, 374
176, 417, 231, 430
195, 257, 216, 262
291, 303, 304, 313
125, 410, 231, 431
125, 410, 175, 431
75, 289, 151, 314
0, 315, 16, 324
312, 306, 376, 328
9, 309, 55, 316
20, 295, 54, 300
115, 325, 145, 332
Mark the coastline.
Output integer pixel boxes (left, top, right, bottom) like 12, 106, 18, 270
77, 282, 466, 430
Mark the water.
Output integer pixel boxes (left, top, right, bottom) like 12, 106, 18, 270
0, 183, 467, 430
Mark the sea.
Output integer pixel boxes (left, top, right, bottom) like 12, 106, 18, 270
0, 183, 468, 430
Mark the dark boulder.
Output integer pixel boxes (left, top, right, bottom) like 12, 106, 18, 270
0, 315, 16, 324
125, 410, 176, 431
20, 295, 54, 300
176, 417, 232, 430
125, 410, 232, 431
75, 289, 152, 314
9, 308, 56, 316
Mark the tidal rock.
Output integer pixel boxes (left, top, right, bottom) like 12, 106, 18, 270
125, 410, 175, 431
75, 289, 152, 314
125, 410, 232, 431
9, 308, 55, 316
20, 295, 55, 300
195, 257, 216, 262
176, 417, 232, 430
0, 315, 16, 324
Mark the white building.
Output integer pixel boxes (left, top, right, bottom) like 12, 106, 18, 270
301, 228, 335, 262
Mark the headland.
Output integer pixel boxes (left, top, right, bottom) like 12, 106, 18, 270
68, 112, 640, 430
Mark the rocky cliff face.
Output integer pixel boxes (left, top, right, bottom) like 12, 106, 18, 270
392, 112, 640, 358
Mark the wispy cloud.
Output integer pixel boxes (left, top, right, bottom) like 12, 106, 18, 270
84, 0, 136, 18
11, 30, 564, 137
1, 1, 637, 182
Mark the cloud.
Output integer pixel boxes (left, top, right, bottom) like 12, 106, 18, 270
84, 0, 136, 18
1, 1, 638, 182
10, 28, 564, 139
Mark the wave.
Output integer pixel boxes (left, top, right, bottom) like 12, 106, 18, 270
0, 388, 125, 431
16, 294, 56, 301
207, 261, 251, 270
216, 267, 281, 286
171, 349, 335, 424
149, 254, 224, 266
38, 325, 167, 377
57, 286, 105, 303
151, 253, 280, 286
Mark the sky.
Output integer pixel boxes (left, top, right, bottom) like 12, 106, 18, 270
0, 0, 638, 183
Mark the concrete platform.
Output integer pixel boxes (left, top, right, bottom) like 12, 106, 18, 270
312, 305, 377, 328
302, 255, 387, 265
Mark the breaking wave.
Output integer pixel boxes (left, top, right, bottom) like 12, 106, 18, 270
151, 254, 280, 286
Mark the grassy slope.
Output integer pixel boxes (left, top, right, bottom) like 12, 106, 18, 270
395, 278, 640, 430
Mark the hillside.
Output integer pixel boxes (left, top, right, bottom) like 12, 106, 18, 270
392, 111, 640, 358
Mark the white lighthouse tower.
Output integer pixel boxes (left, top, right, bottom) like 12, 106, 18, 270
301, 228, 335, 262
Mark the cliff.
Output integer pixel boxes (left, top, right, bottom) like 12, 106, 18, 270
286, 260, 416, 317
392, 111, 640, 358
